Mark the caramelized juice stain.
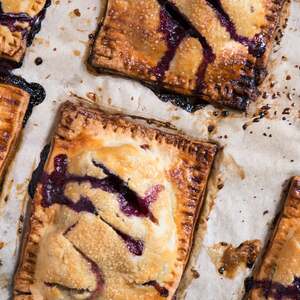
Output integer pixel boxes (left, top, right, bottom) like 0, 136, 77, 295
208, 240, 261, 279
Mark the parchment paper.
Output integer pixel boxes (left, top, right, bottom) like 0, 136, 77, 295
0, 1, 299, 299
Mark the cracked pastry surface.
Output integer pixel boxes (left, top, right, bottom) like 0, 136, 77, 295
0, 82, 29, 180
14, 101, 217, 300
90, 0, 287, 110
0, 0, 49, 67
247, 177, 300, 299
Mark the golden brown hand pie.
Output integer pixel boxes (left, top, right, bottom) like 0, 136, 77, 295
0, 72, 45, 183
14, 101, 217, 300
0, 81, 29, 180
246, 177, 300, 299
89, 0, 287, 111
0, 0, 50, 67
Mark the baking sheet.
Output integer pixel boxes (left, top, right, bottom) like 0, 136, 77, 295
0, 0, 300, 299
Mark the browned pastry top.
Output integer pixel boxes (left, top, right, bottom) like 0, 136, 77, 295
90, 0, 286, 110
14, 101, 217, 300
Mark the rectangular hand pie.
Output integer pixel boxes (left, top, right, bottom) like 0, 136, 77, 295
0, 0, 50, 67
247, 177, 300, 299
89, 0, 287, 110
14, 101, 217, 299
0, 81, 29, 179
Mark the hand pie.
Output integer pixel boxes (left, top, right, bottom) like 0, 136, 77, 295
14, 101, 217, 299
0, 81, 29, 180
0, 0, 50, 67
89, 0, 287, 110
247, 177, 300, 299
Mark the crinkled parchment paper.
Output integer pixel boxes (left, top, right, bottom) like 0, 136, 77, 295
0, 0, 300, 299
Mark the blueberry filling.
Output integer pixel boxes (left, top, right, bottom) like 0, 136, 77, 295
205, 0, 266, 58
0, 0, 51, 46
0, 71, 46, 125
155, 0, 215, 93
245, 277, 300, 299
41, 155, 164, 259
41, 154, 163, 221
114, 228, 144, 256
41, 155, 163, 221
40, 153, 162, 256
144, 280, 169, 297
41, 154, 97, 214
75, 246, 104, 298
0, 12, 32, 36
29, 144, 51, 199
152, 7, 186, 81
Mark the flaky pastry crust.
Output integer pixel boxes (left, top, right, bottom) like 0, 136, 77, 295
14, 101, 217, 299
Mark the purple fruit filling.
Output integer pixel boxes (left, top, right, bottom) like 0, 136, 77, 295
41, 155, 97, 214
76, 246, 104, 298
92, 160, 163, 219
0, 13, 32, 35
205, 0, 266, 58
245, 277, 300, 299
0, 0, 51, 46
115, 229, 144, 256
155, 1, 215, 93
152, 8, 186, 80
41, 155, 163, 221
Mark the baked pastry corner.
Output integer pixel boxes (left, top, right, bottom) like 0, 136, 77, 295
247, 177, 300, 299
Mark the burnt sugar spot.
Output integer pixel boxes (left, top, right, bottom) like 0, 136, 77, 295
144, 281, 169, 297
